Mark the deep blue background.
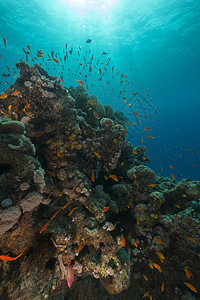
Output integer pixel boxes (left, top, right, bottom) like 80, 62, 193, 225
0, 0, 199, 180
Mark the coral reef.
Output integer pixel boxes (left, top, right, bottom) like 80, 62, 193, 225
0, 62, 200, 300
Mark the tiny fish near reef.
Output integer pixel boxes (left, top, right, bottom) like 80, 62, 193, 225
64, 261, 75, 288
0, 251, 24, 261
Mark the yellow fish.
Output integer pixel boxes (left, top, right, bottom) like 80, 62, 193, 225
74, 144, 82, 150
59, 190, 64, 197
57, 152, 64, 158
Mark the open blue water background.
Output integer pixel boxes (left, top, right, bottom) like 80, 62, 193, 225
0, 0, 199, 180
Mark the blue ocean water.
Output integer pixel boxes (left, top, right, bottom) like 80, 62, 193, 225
0, 0, 199, 180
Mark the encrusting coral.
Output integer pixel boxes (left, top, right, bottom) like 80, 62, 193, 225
0, 62, 199, 300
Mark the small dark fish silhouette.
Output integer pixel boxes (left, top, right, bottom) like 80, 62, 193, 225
86, 39, 92, 43
1, 73, 10, 78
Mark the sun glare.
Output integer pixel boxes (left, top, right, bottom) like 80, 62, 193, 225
61, 0, 119, 11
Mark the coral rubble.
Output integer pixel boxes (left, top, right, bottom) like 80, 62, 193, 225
0, 62, 200, 300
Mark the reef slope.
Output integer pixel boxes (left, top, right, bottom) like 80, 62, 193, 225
0, 62, 199, 300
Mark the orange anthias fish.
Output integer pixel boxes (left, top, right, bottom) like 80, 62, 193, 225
134, 240, 138, 248
68, 207, 78, 216
77, 80, 83, 86
109, 174, 119, 181
144, 126, 150, 131
93, 111, 100, 119
40, 210, 60, 233
105, 166, 109, 172
169, 165, 175, 170
128, 122, 135, 126
190, 190, 198, 195
141, 138, 144, 143
156, 252, 165, 261
62, 202, 70, 210
121, 234, 126, 247
149, 259, 154, 269
52, 58, 60, 64
88, 100, 95, 105
37, 50, 44, 57
153, 263, 162, 272
145, 135, 153, 139
184, 282, 197, 293
185, 267, 193, 280
47, 187, 55, 199
132, 150, 138, 154
161, 282, 164, 293
171, 173, 176, 179
142, 291, 150, 298
142, 274, 148, 281
148, 184, 157, 187
93, 151, 101, 159
132, 111, 138, 116
91, 170, 95, 182
154, 237, 163, 245
0, 251, 23, 261
47, 170, 56, 177
0, 93, 7, 99
23, 47, 29, 55
76, 239, 83, 254
114, 221, 120, 229
3, 38, 7, 49
94, 132, 96, 141
102, 206, 110, 212
51, 210, 60, 220
27, 45, 31, 50
36, 130, 45, 138
59, 190, 64, 197
71, 185, 76, 195
187, 237, 197, 244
